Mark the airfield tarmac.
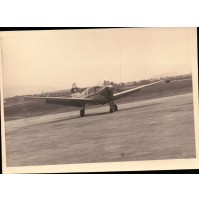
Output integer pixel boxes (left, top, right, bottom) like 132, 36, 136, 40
5, 92, 196, 167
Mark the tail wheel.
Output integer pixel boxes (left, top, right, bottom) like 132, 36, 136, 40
113, 104, 118, 111
109, 108, 114, 113
80, 109, 85, 117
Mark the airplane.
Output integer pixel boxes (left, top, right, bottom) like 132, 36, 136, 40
25, 79, 169, 117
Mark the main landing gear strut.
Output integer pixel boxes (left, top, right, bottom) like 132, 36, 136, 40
109, 101, 118, 113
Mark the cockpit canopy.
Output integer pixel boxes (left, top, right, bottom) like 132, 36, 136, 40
81, 86, 103, 97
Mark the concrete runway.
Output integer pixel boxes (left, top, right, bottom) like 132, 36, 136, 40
5, 93, 196, 167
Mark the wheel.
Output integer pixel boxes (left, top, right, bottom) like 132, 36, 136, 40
109, 108, 114, 113
80, 110, 85, 117
80, 109, 85, 117
113, 104, 118, 111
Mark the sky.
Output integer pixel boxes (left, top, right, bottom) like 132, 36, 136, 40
0, 28, 197, 97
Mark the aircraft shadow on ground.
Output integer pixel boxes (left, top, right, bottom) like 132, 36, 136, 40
41, 111, 110, 124
40, 102, 162, 124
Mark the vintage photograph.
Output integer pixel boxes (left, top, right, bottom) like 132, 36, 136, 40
1, 28, 198, 173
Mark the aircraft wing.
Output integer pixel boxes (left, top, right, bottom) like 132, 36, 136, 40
113, 80, 165, 100
24, 96, 94, 107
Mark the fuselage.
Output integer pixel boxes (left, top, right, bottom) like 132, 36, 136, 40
80, 85, 114, 105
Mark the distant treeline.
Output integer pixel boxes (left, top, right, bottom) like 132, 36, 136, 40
104, 73, 192, 88
4, 74, 192, 102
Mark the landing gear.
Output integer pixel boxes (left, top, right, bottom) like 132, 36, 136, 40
109, 107, 114, 113
80, 109, 85, 117
109, 101, 118, 113
80, 105, 85, 117
113, 104, 118, 111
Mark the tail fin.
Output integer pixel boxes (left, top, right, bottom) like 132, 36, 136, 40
71, 83, 81, 97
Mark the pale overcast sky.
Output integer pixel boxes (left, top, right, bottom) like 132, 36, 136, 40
0, 28, 197, 97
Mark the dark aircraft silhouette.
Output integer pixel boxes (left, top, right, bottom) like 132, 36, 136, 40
26, 80, 168, 117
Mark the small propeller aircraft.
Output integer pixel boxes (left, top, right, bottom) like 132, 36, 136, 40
25, 79, 169, 117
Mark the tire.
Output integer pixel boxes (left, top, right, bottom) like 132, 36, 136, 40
113, 104, 118, 111
80, 109, 85, 117
109, 108, 114, 113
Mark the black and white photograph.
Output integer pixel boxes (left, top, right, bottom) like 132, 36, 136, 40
0, 28, 198, 173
